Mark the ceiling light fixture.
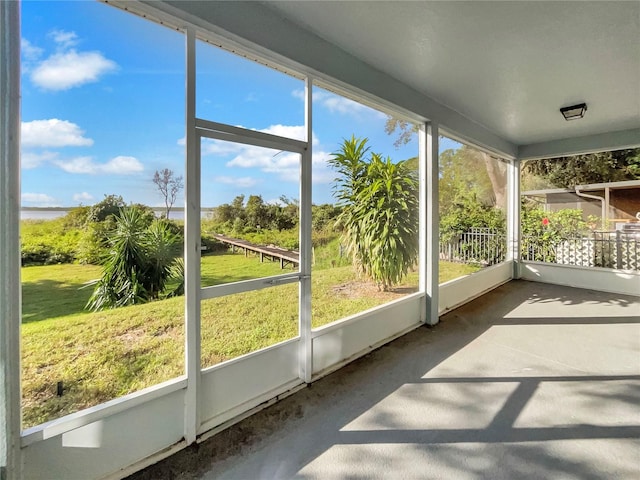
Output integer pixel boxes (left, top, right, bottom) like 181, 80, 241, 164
560, 102, 587, 121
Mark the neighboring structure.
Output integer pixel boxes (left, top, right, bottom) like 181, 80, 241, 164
522, 180, 640, 228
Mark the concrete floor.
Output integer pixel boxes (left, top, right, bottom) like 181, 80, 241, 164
129, 280, 640, 480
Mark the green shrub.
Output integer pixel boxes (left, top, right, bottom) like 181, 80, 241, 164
440, 196, 506, 243
87, 207, 183, 311
20, 219, 82, 265
329, 136, 419, 291
87, 194, 126, 223
62, 206, 91, 228
76, 221, 109, 264
520, 203, 589, 262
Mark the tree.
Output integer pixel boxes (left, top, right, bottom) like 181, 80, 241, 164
386, 117, 508, 209
87, 194, 126, 223
152, 168, 184, 218
385, 117, 416, 148
438, 146, 508, 215
245, 195, 268, 229
276, 195, 299, 230
210, 194, 245, 227
522, 149, 640, 188
311, 203, 341, 232
330, 136, 419, 291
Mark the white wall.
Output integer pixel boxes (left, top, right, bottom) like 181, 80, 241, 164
521, 262, 640, 297
439, 262, 513, 314
199, 339, 301, 433
22, 385, 185, 480
312, 294, 423, 376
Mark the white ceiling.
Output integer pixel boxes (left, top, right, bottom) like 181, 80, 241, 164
145, 0, 640, 155
262, 1, 640, 147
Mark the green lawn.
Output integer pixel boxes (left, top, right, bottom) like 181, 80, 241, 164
21, 253, 479, 428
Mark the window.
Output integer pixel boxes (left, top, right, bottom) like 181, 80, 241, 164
20, 1, 185, 428
438, 138, 508, 283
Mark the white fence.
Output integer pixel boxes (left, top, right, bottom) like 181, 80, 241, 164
439, 228, 506, 266
441, 228, 640, 272
522, 231, 640, 271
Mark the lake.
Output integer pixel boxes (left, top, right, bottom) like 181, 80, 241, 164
20, 208, 214, 221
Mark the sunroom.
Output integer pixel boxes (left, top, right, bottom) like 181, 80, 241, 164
1, 1, 639, 479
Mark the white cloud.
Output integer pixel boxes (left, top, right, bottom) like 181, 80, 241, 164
186, 124, 333, 184
21, 150, 58, 169
214, 176, 259, 188
291, 89, 305, 101
101, 156, 144, 174
54, 155, 143, 175
73, 192, 93, 203
31, 50, 117, 91
225, 147, 301, 183
22, 119, 93, 148
53, 156, 95, 174
201, 138, 246, 156
21, 193, 58, 207
21, 38, 43, 62
261, 124, 307, 142
292, 89, 386, 119
49, 29, 79, 49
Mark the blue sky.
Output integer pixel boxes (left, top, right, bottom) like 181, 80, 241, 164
20, 1, 456, 209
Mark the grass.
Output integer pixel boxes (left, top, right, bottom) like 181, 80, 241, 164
201, 251, 286, 287
21, 264, 102, 323
21, 251, 480, 428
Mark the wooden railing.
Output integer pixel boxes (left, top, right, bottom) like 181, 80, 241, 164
211, 233, 299, 269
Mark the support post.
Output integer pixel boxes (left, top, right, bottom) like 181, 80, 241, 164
298, 76, 313, 383
184, 26, 201, 445
507, 157, 521, 278
418, 124, 428, 323
605, 186, 611, 227
425, 122, 439, 325
0, 2, 22, 478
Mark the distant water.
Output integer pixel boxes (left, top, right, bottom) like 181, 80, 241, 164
21, 210, 68, 220
20, 208, 212, 221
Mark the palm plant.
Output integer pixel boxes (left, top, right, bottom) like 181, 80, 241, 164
142, 219, 182, 298
329, 137, 419, 291
328, 136, 370, 272
87, 207, 182, 310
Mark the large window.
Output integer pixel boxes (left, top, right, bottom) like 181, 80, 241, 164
195, 39, 305, 368
18, 0, 442, 431
20, 2, 185, 428
438, 137, 508, 283
310, 86, 421, 329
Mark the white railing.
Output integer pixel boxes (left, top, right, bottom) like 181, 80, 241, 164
439, 228, 506, 266
522, 231, 640, 271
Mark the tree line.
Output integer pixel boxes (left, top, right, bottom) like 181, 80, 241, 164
207, 194, 342, 237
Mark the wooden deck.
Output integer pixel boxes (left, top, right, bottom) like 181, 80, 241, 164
212, 233, 299, 269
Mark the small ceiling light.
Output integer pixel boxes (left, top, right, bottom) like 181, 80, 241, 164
560, 102, 587, 121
